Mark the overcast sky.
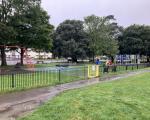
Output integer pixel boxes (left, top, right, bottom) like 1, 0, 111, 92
41, 0, 150, 27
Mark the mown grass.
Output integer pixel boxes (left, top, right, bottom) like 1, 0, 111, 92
34, 63, 58, 68
20, 72, 150, 120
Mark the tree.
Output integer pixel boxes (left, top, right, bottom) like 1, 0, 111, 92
140, 26, 150, 62
119, 24, 150, 62
10, 0, 54, 65
53, 20, 89, 62
84, 15, 120, 62
0, 0, 16, 66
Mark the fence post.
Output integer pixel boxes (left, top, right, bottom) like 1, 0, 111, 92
12, 73, 15, 88
132, 65, 134, 70
84, 64, 86, 80
137, 64, 138, 69
112, 65, 117, 72
126, 65, 128, 70
59, 69, 61, 82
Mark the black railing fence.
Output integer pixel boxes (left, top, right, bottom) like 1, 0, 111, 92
102, 63, 150, 73
0, 63, 149, 92
0, 66, 88, 92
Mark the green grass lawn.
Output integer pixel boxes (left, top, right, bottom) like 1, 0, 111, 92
34, 63, 58, 68
20, 72, 150, 120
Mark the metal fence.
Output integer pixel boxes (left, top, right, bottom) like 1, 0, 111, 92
101, 63, 150, 73
0, 66, 87, 92
0, 63, 149, 92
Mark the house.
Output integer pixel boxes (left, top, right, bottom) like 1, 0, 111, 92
5, 49, 52, 60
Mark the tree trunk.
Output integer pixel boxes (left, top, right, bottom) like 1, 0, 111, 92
0, 47, 7, 66
147, 55, 150, 63
20, 48, 25, 66
92, 51, 95, 63
135, 54, 138, 64
71, 56, 78, 63
110, 56, 114, 63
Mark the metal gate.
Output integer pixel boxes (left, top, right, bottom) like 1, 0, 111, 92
88, 65, 100, 78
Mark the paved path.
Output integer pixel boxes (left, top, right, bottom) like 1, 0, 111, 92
0, 70, 149, 120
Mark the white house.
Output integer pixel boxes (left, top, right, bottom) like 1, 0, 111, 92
5, 49, 52, 60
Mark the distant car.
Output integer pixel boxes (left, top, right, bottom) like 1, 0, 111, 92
67, 57, 72, 62
99, 56, 109, 62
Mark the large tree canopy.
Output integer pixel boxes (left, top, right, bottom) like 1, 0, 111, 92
0, 0, 15, 66
119, 24, 150, 62
84, 15, 120, 62
0, 0, 54, 66
53, 20, 89, 62
11, 0, 54, 65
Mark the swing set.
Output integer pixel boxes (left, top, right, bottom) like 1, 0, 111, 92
0, 45, 34, 68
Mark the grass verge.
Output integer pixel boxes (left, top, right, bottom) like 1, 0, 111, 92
20, 72, 150, 120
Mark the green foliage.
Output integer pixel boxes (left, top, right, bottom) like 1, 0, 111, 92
53, 20, 89, 62
119, 24, 150, 56
0, 0, 16, 44
0, 0, 16, 66
0, 23, 15, 44
11, 0, 54, 50
84, 15, 120, 60
20, 72, 150, 120
0, 0, 54, 65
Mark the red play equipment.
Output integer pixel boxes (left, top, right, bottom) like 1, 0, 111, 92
0, 45, 34, 68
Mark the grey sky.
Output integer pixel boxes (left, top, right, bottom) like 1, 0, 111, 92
41, 0, 150, 27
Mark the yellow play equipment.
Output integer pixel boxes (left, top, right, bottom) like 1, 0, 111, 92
88, 65, 100, 78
